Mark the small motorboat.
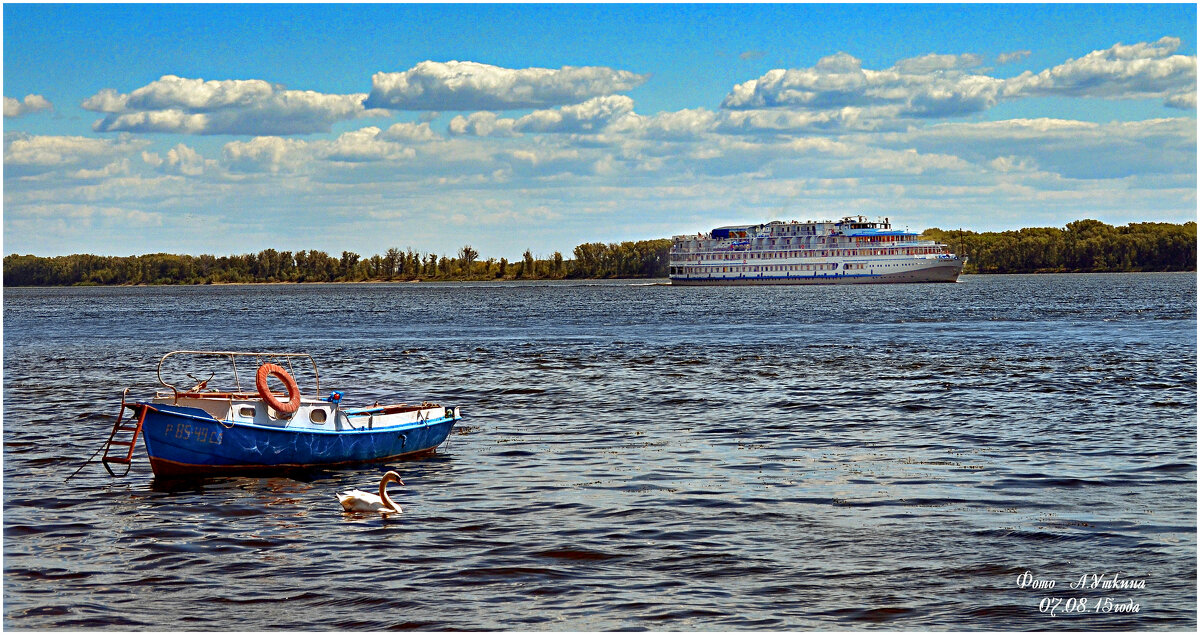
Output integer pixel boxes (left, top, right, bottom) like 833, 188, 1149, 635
100, 350, 461, 478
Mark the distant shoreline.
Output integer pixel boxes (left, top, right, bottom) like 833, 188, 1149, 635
4, 270, 1196, 289
4, 220, 1195, 286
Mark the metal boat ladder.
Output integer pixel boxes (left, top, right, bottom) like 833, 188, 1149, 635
101, 389, 149, 476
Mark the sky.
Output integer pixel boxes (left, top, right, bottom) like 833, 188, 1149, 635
3, 3, 1196, 260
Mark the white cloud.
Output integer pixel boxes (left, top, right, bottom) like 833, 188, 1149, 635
722, 53, 1005, 119
1164, 91, 1197, 109
853, 147, 973, 175
1003, 37, 1196, 108
4, 204, 165, 251
96, 110, 212, 134
880, 117, 1195, 180
72, 159, 131, 180
448, 99, 721, 142
164, 143, 208, 176
505, 147, 585, 174
82, 75, 389, 135
611, 108, 720, 140
721, 37, 1198, 125
448, 111, 518, 137
363, 60, 648, 110
222, 136, 312, 173
814, 52, 862, 73
988, 155, 1038, 173
4, 133, 148, 176
716, 106, 907, 134
892, 53, 983, 74
101, 207, 164, 226
514, 95, 636, 133
120, 75, 275, 111
4, 94, 53, 118
321, 127, 416, 163
380, 121, 440, 143
997, 50, 1032, 65
448, 97, 638, 137
5, 38, 1195, 259
80, 88, 128, 113
216, 125, 429, 173
141, 151, 164, 167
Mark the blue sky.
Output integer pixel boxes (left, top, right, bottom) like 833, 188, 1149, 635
4, 3, 1196, 259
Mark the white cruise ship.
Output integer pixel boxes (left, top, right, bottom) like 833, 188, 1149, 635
669, 216, 965, 285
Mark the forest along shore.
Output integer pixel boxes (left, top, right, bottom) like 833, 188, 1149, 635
3, 220, 1195, 286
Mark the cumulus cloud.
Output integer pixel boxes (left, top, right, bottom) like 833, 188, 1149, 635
379, 121, 440, 143
716, 107, 908, 135
513, 95, 636, 133
363, 60, 648, 111
504, 146, 593, 178
989, 155, 1037, 173
455, 97, 907, 141
100, 207, 164, 226
7, 38, 1195, 259
73, 159, 131, 180
1003, 37, 1196, 108
881, 117, 1195, 180
121, 75, 275, 111
451, 203, 562, 226
892, 53, 983, 73
611, 108, 720, 140
449, 96, 702, 139
321, 127, 416, 163
4, 94, 53, 118
217, 126, 425, 173
722, 52, 1005, 118
850, 147, 973, 176
164, 143, 208, 175
95, 110, 213, 134
4, 132, 147, 171
6, 203, 163, 228
448, 111, 518, 137
814, 52, 862, 73
1163, 91, 1197, 109
80, 88, 128, 113
222, 136, 311, 173
82, 75, 388, 135
997, 50, 1032, 65
721, 37, 1198, 125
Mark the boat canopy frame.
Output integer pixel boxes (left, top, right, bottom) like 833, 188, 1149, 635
156, 350, 321, 397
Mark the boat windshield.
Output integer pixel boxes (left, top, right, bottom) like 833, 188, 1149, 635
155, 350, 320, 396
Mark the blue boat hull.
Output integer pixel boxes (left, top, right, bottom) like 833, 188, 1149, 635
137, 403, 457, 477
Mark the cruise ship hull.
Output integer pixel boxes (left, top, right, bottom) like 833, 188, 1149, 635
670, 261, 963, 285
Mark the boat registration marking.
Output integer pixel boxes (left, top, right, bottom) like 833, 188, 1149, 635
163, 422, 223, 446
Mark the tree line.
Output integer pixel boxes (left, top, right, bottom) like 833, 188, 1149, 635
3, 239, 674, 286
3, 220, 1193, 286
922, 219, 1195, 274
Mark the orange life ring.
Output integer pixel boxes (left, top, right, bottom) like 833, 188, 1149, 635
255, 363, 301, 415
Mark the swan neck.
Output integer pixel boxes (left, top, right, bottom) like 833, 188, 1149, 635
379, 476, 398, 512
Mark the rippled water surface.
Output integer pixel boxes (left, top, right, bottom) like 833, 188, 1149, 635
3, 274, 1196, 630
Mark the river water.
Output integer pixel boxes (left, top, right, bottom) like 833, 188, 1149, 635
3, 274, 1196, 630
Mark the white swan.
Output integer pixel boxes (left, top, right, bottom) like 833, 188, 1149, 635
338, 471, 403, 516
